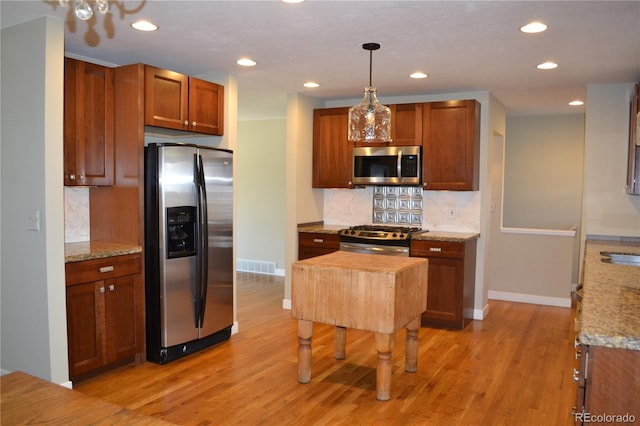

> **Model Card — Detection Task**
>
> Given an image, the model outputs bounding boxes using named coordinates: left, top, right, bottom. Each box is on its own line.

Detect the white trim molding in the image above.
left=488, top=290, right=571, bottom=308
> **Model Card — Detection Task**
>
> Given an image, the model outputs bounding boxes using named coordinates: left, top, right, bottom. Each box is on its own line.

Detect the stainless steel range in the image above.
left=338, top=225, right=426, bottom=257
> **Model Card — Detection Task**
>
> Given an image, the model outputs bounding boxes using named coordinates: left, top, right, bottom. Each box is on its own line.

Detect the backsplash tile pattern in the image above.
left=64, top=187, right=90, bottom=243
left=373, top=186, right=423, bottom=225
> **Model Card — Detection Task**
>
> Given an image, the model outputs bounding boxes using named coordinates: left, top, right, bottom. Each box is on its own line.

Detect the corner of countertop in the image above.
left=65, top=241, right=143, bottom=263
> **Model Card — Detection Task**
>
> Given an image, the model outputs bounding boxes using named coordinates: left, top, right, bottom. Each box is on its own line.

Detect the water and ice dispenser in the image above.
left=166, top=206, right=196, bottom=258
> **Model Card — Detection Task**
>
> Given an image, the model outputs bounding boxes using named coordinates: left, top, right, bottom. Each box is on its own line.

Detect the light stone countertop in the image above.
left=579, top=238, right=640, bottom=351
left=65, top=241, right=142, bottom=263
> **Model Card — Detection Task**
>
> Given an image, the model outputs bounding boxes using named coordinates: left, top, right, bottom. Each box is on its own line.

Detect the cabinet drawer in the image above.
left=410, top=240, right=464, bottom=258
left=298, top=232, right=340, bottom=249
left=66, top=254, right=142, bottom=286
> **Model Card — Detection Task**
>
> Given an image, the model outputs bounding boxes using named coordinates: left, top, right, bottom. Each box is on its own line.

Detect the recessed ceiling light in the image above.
left=237, top=58, right=257, bottom=67
left=569, top=100, right=584, bottom=106
left=131, top=20, right=158, bottom=32
left=520, top=21, right=547, bottom=33
left=281, top=0, right=305, bottom=3
left=536, top=61, right=558, bottom=70
left=304, top=82, right=320, bottom=88
left=409, top=72, right=428, bottom=79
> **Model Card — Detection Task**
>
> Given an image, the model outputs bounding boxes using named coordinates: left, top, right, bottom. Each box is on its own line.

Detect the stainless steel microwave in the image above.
left=352, top=145, right=421, bottom=185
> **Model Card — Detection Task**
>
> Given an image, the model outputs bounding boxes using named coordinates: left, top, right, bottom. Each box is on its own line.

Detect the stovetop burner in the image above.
left=338, top=224, right=425, bottom=243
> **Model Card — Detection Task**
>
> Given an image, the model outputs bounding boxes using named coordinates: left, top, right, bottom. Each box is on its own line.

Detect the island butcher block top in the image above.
left=291, top=251, right=428, bottom=334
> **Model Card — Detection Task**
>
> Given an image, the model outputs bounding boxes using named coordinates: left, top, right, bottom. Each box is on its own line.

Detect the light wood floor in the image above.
left=75, top=272, right=577, bottom=426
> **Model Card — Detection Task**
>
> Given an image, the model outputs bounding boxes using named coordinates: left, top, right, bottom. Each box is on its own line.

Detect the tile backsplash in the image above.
left=324, top=186, right=480, bottom=232
left=64, top=187, right=90, bottom=242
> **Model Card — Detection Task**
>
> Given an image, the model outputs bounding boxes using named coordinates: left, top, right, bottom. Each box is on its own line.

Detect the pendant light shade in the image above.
left=348, top=43, right=392, bottom=143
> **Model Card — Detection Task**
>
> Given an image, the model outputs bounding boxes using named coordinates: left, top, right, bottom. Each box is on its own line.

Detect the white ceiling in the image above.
left=2, top=1, right=639, bottom=120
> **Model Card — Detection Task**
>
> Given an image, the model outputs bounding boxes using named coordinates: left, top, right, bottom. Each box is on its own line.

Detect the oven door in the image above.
left=340, top=242, right=409, bottom=257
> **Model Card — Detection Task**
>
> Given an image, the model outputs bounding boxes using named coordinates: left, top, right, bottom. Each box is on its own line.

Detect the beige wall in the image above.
left=582, top=83, right=640, bottom=239
left=237, top=119, right=287, bottom=273
left=503, top=114, right=585, bottom=229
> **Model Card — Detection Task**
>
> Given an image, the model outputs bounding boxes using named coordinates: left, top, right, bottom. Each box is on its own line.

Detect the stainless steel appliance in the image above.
left=338, top=225, right=425, bottom=256
left=353, top=145, right=421, bottom=185
left=145, top=142, right=233, bottom=364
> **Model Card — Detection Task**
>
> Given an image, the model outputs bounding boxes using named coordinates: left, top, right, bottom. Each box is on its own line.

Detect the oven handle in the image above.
left=340, top=242, right=409, bottom=256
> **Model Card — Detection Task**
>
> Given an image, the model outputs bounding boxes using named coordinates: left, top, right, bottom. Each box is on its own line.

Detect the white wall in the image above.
left=1, top=17, right=68, bottom=383
left=504, top=114, right=585, bottom=229
left=582, top=83, right=640, bottom=239
left=237, top=119, right=287, bottom=274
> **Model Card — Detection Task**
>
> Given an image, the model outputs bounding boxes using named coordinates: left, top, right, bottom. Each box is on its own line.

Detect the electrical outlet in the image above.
left=447, top=208, right=456, bottom=218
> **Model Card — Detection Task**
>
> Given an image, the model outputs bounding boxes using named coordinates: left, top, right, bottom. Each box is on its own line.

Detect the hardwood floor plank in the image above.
left=74, top=272, right=577, bottom=425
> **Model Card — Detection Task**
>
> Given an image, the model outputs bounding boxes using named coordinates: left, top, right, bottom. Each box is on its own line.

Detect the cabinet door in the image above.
left=626, top=82, right=640, bottom=195
left=66, top=281, right=106, bottom=378
left=423, top=257, right=463, bottom=325
left=144, top=66, right=189, bottom=131
left=188, top=77, right=224, bottom=135
left=391, top=103, right=423, bottom=146
left=313, top=107, right=353, bottom=188
left=104, top=274, right=143, bottom=363
left=422, top=100, right=479, bottom=190
left=64, top=58, right=114, bottom=186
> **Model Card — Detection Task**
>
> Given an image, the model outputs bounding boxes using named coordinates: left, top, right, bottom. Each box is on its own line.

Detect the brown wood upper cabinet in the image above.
left=422, top=100, right=480, bottom=191
left=64, top=57, right=114, bottom=186
left=144, top=66, right=224, bottom=136
left=354, top=103, right=423, bottom=147
left=313, top=107, right=353, bottom=188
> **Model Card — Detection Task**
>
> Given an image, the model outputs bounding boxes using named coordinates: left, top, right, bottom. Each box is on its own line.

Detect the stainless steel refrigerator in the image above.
left=144, top=143, right=233, bottom=364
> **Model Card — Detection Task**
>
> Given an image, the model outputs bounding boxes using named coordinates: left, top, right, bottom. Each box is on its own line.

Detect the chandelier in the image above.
left=348, top=43, right=392, bottom=143
left=59, top=0, right=109, bottom=21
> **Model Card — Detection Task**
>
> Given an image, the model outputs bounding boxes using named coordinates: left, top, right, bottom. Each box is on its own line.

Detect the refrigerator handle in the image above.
left=195, top=154, right=209, bottom=328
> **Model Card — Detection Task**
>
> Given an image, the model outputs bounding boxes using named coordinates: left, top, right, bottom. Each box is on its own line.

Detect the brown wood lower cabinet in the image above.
left=410, top=239, right=477, bottom=329
left=573, top=344, right=640, bottom=424
left=298, top=232, right=340, bottom=260
left=65, top=253, right=144, bottom=381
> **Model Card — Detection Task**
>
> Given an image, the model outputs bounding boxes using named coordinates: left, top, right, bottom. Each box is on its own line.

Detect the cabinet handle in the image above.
left=98, top=286, right=105, bottom=293
left=192, top=121, right=196, bottom=127
left=69, top=174, right=76, bottom=180
left=313, top=238, right=324, bottom=243
left=572, top=368, right=580, bottom=382
left=429, top=247, right=442, bottom=252
left=108, top=284, right=115, bottom=291
left=79, top=175, right=85, bottom=181
left=184, top=120, right=189, bottom=126
left=99, top=265, right=114, bottom=273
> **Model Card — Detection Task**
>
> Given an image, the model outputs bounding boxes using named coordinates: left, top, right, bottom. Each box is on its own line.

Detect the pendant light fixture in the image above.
left=348, top=42, right=392, bottom=143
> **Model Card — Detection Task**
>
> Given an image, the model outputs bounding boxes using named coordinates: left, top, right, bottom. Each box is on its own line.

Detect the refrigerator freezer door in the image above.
left=199, top=147, right=234, bottom=338
left=158, top=145, right=200, bottom=347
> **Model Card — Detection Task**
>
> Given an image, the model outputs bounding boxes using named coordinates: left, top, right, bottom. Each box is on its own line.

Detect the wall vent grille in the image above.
left=236, top=259, right=277, bottom=275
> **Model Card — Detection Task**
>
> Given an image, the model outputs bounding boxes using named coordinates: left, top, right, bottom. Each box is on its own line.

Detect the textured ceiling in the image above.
left=2, top=0, right=639, bottom=120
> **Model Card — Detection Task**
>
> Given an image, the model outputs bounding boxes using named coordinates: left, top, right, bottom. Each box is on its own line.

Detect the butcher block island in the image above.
left=291, top=251, right=428, bottom=401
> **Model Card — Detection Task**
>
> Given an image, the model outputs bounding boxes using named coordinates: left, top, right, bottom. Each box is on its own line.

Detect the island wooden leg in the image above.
left=334, top=326, right=346, bottom=360
left=374, top=332, right=395, bottom=401
left=297, top=319, right=313, bottom=384
left=405, top=316, right=421, bottom=373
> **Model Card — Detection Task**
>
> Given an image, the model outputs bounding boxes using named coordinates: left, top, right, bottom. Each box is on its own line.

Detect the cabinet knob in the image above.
left=108, top=284, right=115, bottom=291
left=192, top=121, right=197, bottom=127
left=99, top=286, right=105, bottom=293
left=184, top=120, right=189, bottom=126
left=572, top=368, right=580, bottom=382
left=69, top=174, right=76, bottom=180
left=79, top=175, right=85, bottom=181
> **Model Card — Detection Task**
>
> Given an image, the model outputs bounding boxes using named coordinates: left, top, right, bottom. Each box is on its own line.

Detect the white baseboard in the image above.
left=60, top=380, right=73, bottom=389
left=472, top=304, right=489, bottom=320
left=488, top=290, right=571, bottom=308
left=231, top=321, right=239, bottom=335
left=282, top=298, right=291, bottom=310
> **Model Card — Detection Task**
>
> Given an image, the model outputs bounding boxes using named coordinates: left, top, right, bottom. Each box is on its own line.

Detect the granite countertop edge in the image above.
left=65, top=241, right=143, bottom=263
left=297, top=222, right=480, bottom=242
left=578, top=238, right=640, bottom=351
